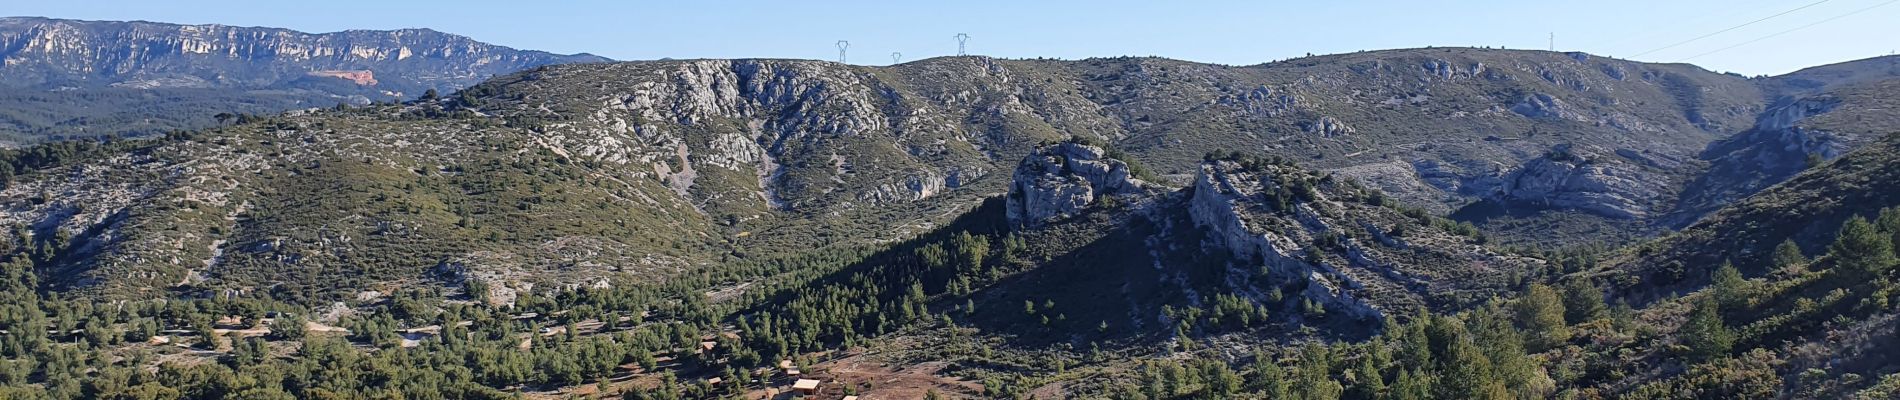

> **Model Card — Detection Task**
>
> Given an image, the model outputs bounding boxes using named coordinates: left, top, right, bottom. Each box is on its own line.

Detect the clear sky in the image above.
left=9, top=0, right=1899, bottom=75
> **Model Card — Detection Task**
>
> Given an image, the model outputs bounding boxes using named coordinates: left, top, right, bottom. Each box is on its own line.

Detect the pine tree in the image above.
left=1513, top=283, right=1570, bottom=352
left=1560, top=279, right=1607, bottom=324
left=1293, top=343, right=1342, bottom=400
left=1429, top=316, right=1508, bottom=400
left=1388, top=368, right=1431, bottom=400
left=1346, top=354, right=1385, bottom=399
left=1773, top=239, right=1808, bottom=274
left=1396, top=310, right=1433, bottom=369
left=1470, top=302, right=1553, bottom=398
left=1680, top=298, right=1734, bottom=362
left=1709, top=261, right=1750, bottom=311
left=1199, top=360, right=1242, bottom=399
left=270, top=315, right=306, bottom=341
left=1878, top=207, right=1900, bottom=248
left=1250, top=351, right=1289, bottom=399
left=1830, top=216, right=1896, bottom=283
left=193, top=321, right=218, bottom=350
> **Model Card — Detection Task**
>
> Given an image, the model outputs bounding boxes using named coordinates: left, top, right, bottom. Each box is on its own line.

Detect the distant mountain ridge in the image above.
left=0, top=17, right=607, bottom=93
left=0, top=16, right=608, bottom=142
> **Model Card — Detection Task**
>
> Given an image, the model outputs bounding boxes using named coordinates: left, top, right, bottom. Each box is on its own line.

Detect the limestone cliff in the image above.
left=1186, top=157, right=1533, bottom=321
left=998, top=148, right=1534, bottom=330
left=0, top=17, right=606, bottom=95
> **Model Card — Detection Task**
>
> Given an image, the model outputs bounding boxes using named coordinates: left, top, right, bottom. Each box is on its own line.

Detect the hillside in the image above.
left=1535, top=130, right=1900, bottom=399
left=0, top=17, right=606, bottom=142
left=988, top=142, right=1536, bottom=336
left=1667, top=70, right=1900, bottom=227
left=7, top=48, right=1900, bottom=303
left=1610, top=131, right=1900, bottom=302
left=1, top=46, right=1900, bottom=398
left=465, top=51, right=1897, bottom=249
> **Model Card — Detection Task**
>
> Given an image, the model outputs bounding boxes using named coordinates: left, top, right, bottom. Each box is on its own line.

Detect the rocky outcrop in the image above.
left=1006, top=142, right=1151, bottom=228
left=1667, top=93, right=1862, bottom=226
left=1487, top=144, right=1670, bottom=219
left=1302, top=116, right=1356, bottom=137
left=307, top=70, right=378, bottom=86
left=1510, top=92, right=1584, bottom=121
left=1187, top=160, right=1384, bottom=321
left=1182, top=158, right=1533, bottom=322
left=1744, top=95, right=1851, bottom=158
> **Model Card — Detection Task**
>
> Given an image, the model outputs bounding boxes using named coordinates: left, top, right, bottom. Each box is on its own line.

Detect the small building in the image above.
left=705, top=377, right=723, bottom=385
left=698, top=341, right=718, bottom=352
left=842, top=396, right=858, bottom=400
left=792, top=379, right=821, bottom=396
left=785, top=368, right=801, bottom=377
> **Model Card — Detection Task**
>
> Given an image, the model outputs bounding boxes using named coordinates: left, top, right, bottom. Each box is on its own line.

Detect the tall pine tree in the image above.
left=1561, top=279, right=1607, bottom=324
left=1877, top=207, right=1900, bottom=250
left=1709, top=261, right=1750, bottom=311
left=1514, top=283, right=1570, bottom=352
left=1830, top=216, right=1896, bottom=284
left=1680, top=298, right=1734, bottom=362
left=1428, top=316, right=1509, bottom=400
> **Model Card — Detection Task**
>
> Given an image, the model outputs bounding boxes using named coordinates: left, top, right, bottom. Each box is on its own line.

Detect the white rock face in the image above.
left=1749, top=96, right=1854, bottom=159
left=1490, top=144, right=1669, bottom=219
left=1510, top=92, right=1583, bottom=121
left=1303, top=116, right=1356, bottom=137
left=0, top=17, right=603, bottom=91
left=1188, top=162, right=1304, bottom=270
left=1667, top=94, right=1864, bottom=225
left=1185, top=161, right=1383, bottom=321
left=1005, top=142, right=1149, bottom=228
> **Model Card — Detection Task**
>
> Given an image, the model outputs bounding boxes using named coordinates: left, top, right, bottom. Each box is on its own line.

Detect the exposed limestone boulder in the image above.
left=1005, top=142, right=1151, bottom=228
left=1217, top=85, right=1303, bottom=117
left=1302, top=116, right=1356, bottom=137
left=1510, top=92, right=1584, bottom=122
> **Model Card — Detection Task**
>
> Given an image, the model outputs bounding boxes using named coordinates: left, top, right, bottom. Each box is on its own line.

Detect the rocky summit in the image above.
left=1005, top=141, right=1154, bottom=228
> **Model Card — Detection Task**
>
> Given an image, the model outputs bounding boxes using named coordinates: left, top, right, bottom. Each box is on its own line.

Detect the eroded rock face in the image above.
left=1668, top=94, right=1863, bottom=226
left=0, top=17, right=605, bottom=93
left=1488, top=144, right=1670, bottom=219
left=1746, top=96, right=1852, bottom=158
left=1187, top=160, right=1383, bottom=321
left=1181, top=159, right=1534, bottom=323
left=1511, top=93, right=1583, bottom=121
left=1005, top=142, right=1150, bottom=228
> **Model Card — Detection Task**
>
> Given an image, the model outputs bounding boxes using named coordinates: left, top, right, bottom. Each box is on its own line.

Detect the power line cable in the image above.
left=1629, top=0, right=1831, bottom=58
left=1592, top=4, right=1764, bottom=51
left=1679, top=0, right=1899, bottom=61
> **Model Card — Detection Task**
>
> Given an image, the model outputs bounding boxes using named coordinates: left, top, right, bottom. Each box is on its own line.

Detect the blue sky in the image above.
left=10, top=0, right=1898, bottom=75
